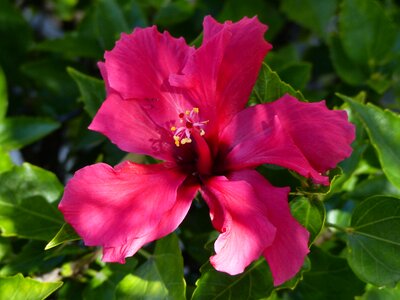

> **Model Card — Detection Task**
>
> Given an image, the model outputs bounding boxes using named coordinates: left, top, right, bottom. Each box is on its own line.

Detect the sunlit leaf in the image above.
left=45, top=223, right=81, bottom=250
left=192, top=259, right=274, bottom=300
left=0, top=163, right=64, bottom=240
left=116, top=233, right=186, bottom=300
left=0, top=148, right=13, bottom=173
left=0, top=273, right=62, bottom=300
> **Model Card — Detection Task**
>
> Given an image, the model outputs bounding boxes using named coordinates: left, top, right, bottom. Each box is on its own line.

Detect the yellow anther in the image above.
left=171, top=126, right=176, bottom=132
left=193, top=107, right=199, bottom=113
left=181, top=138, right=192, bottom=145
left=185, top=110, right=190, bottom=115
left=175, top=140, right=180, bottom=147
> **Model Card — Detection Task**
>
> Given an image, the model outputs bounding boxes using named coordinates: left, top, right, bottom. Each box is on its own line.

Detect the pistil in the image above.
left=171, top=107, right=208, bottom=147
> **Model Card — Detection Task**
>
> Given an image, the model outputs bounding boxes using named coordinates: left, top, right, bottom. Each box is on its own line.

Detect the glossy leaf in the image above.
left=347, top=196, right=400, bottom=286
left=0, top=163, right=64, bottom=240
left=0, top=273, right=62, bottom=300
left=295, top=247, right=365, bottom=300
left=68, top=67, right=105, bottom=117
left=339, top=93, right=400, bottom=190
left=116, top=233, right=186, bottom=300
left=250, top=63, right=305, bottom=104
left=339, top=0, right=397, bottom=65
left=45, top=223, right=81, bottom=250
left=357, top=284, right=400, bottom=300
left=192, top=259, right=274, bottom=300
left=0, top=117, right=60, bottom=151
left=281, top=0, right=337, bottom=40
left=290, top=197, right=326, bottom=244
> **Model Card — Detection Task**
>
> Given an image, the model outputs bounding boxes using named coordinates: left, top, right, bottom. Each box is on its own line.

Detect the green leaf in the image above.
left=0, top=117, right=60, bottom=151
left=94, top=0, right=129, bottom=50
left=192, top=259, right=274, bottom=300
left=348, top=174, right=400, bottom=200
left=329, top=34, right=368, bottom=86
left=0, top=148, right=13, bottom=173
left=339, top=93, right=400, bottom=190
left=277, top=62, right=312, bottom=90
left=35, top=33, right=101, bottom=59
left=45, top=223, right=81, bottom=250
left=67, top=67, right=105, bottom=117
left=357, top=283, right=400, bottom=300
left=0, top=0, right=32, bottom=82
left=219, top=0, right=284, bottom=40
left=290, top=197, right=326, bottom=244
left=281, top=0, right=337, bottom=40
left=294, top=247, right=365, bottom=300
left=154, top=0, right=195, bottom=27
left=250, top=63, right=305, bottom=104
left=339, top=0, right=397, bottom=65
left=0, top=273, right=62, bottom=300
left=0, top=240, right=70, bottom=276
left=0, top=236, right=11, bottom=262
left=116, top=233, right=186, bottom=300
left=0, top=163, right=64, bottom=240
left=347, top=196, right=400, bottom=286
left=21, top=59, right=78, bottom=99
left=83, top=259, right=138, bottom=300
left=0, top=66, right=7, bottom=119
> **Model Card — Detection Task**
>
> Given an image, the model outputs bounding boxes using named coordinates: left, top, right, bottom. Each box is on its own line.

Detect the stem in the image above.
left=325, top=222, right=347, bottom=232
left=138, top=249, right=152, bottom=259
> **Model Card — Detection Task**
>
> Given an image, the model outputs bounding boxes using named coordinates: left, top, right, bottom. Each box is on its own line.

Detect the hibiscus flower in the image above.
left=59, top=16, right=354, bottom=286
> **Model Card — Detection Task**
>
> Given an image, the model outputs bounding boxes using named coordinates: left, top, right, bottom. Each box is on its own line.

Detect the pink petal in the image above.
left=219, top=94, right=355, bottom=185
left=170, top=16, right=271, bottom=140
left=235, top=170, right=310, bottom=286
left=200, top=173, right=279, bottom=275
left=104, top=26, right=194, bottom=102
left=98, top=26, right=198, bottom=146
left=59, top=161, right=198, bottom=263
left=89, top=93, right=195, bottom=162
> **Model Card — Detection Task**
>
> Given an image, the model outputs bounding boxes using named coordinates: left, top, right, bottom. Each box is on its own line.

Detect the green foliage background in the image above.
left=0, top=0, right=400, bottom=299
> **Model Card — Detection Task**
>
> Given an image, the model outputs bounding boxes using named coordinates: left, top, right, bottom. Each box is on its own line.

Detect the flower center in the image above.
left=170, top=107, right=208, bottom=147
